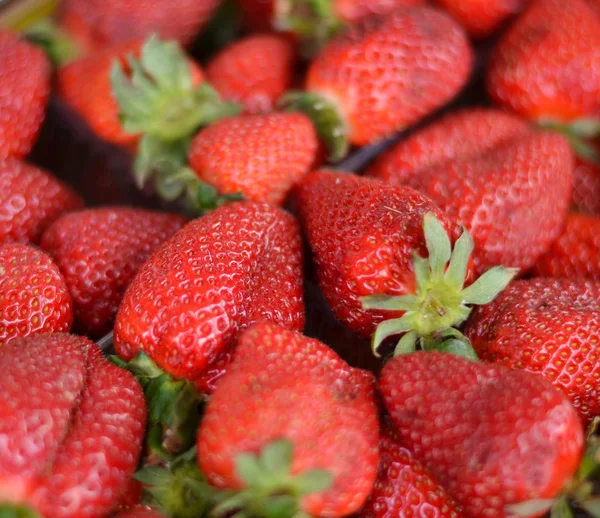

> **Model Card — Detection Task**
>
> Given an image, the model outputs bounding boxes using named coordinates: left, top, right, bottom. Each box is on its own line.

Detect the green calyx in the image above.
left=111, top=35, right=241, bottom=143
left=23, top=18, right=82, bottom=67
left=362, top=212, right=518, bottom=359
left=280, top=91, right=348, bottom=162
left=213, top=440, right=333, bottom=518
left=109, top=352, right=202, bottom=460
left=537, top=117, right=600, bottom=166
left=0, top=504, right=41, bottom=518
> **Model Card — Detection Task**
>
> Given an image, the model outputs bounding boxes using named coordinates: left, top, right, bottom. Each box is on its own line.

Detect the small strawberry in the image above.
left=59, top=0, right=222, bottom=51
left=0, top=244, right=72, bottom=344
left=368, top=110, right=574, bottom=275
left=198, top=321, right=379, bottom=518
left=434, top=0, right=530, bottom=38
left=532, top=213, right=600, bottom=281
left=0, top=29, right=51, bottom=161
left=0, top=333, right=147, bottom=517
left=282, top=7, right=473, bottom=160
left=0, top=158, right=83, bottom=246
left=40, top=207, right=186, bottom=338
left=359, top=421, right=461, bottom=518
left=572, top=147, right=600, bottom=215
left=380, top=351, right=584, bottom=517
left=465, top=278, right=600, bottom=425
left=188, top=113, right=319, bottom=205
left=206, top=34, right=296, bottom=114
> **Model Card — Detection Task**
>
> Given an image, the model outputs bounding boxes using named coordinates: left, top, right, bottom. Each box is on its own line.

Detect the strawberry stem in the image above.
left=0, top=505, right=41, bottom=518
left=23, top=18, right=82, bottom=66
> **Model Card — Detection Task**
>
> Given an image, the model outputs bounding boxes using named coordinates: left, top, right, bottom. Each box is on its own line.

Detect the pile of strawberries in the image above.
left=2, top=0, right=600, bottom=516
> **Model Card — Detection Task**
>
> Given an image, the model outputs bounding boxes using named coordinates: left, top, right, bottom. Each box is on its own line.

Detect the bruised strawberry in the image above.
left=198, top=322, right=379, bottom=517
left=206, top=34, right=296, bottom=114
left=40, top=207, right=186, bottom=338
left=0, top=244, right=72, bottom=344
left=0, top=333, right=147, bottom=517
left=0, top=158, right=83, bottom=246
left=0, top=29, right=51, bottom=161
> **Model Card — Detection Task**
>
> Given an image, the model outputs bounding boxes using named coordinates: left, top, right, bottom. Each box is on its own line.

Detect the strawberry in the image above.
left=572, top=147, right=600, bottom=215
left=206, top=34, right=296, bottom=114
left=532, top=213, right=600, bottom=281
left=359, top=421, right=461, bottom=518
left=40, top=207, right=186, bottom=338
left=0, top=158, right=83, bottom=246
left=0, top=29, right=51, bottom=161
left=0, top=333, right=147, bottom=517
left=0, top=244, right=72, bottom=344
left=380, top=351, right=584, bottom=517
left=188, top=113, right=319, bottom=205
left=465, top=278, right=600, bottom=425
left=434, top=0, right=530, bottom=38
left=197, top=321, right=379, bottom=518
left=282, top=7, right=473, bottom=160
left=368, top=110, right=574, bottom=275
left=59, top=0, right=222, bottom=51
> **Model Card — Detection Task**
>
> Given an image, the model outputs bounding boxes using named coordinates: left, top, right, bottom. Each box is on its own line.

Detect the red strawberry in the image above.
left=0, top=158, right=83, bottom=246
left=188, top=113, right=319, bottom=205
left=59, top=0, right=221, bottom=51
left=368, top=110, right=574, bottom=275
left=206, top=34, right=296, bottom=114
left=380, top=352, right=583, bottom=517
left=0, top=244, right=72, bottom=345
left=283, top=7, right=473, bottom=160
left=487, top=0, right=600, bottom=123
left=572, top=147, right=600, bottom=215
left=40, top=207, right=186, bottom=338
left=198, top=321, right=379, bottom=517
left=532, top=213, right=600, bottom=281
left=114, top=201, right=304, bottom=383
left=359, top=421, right=461, bottom=518
left=434, top=0, right=530, bottom=38
left=0, top=29, right=51, bottom=161
left=0, top=333, right=147, bottom=517
left=465, top=278, right=600, bottom=425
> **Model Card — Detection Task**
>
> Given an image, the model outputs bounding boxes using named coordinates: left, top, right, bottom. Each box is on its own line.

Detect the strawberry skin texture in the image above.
left=380, top=352, right=584, bottom=517
left=188, top=113, right=319, bottom=205
left=306, top=7, right=473, bottom=146
left=434, top=0, right=530, bottom=38
left=533, top=213, right=600, bottom=281
left=487, top=0, right=600, bottom=121
left=0, top=158, right=83, bottom=246
left=0, top=30, right=50, bottom=161
left=369, top=114, right=573, bottom=275
left=0, top=333, right=147, bottom=517
left=40, top=207, right=186, bottom=338
left=59, top=0, right=221, bottom=50
left=198, top=321, right=379, bottom=517
left=114, top=201, right=305, bottom=383
left=206, top=35, right=296, bottom=114
left=0, top=244, right=72, bottom=345
left=295, top=170, right=462, bottom=338
left=572, top=151, right=600, bottom=216
left=359, top=422, right=461, bottom=518
left=465, top=278, right=600, bottom=425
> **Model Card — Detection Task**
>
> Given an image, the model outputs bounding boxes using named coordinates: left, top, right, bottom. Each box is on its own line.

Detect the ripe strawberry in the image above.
left=0, top=333, right=147, bottom=517
left=380, top=352, right=583, bottom=517
left=434, top=0, right=530, bottom=38
left=465, top=278, right=600, bottom=425
left=359, top=421, right=461, bottom=518
left=188, top=113, right=319, bottom=205
left=486, top=0, right=600, bottom=123
left=206, top=34, right=296, bottom=114
left=0, top=29, right=51, bottom=161
left=40, top=207, right=186, bottom=338
left=0, top=244, right=72, bottom=344
left=0, top=158, right=83, bottom=246
left=59, top=0, right=221, bottom=51
left=198, top=321, right=379, bottom=517
left=283, top=7, right=473, bottom=160
left=572, top=148, right=600, bottom=215
left=368, top=111, right=574, bottom=275
left=532, top=213, right=600, bottom=281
